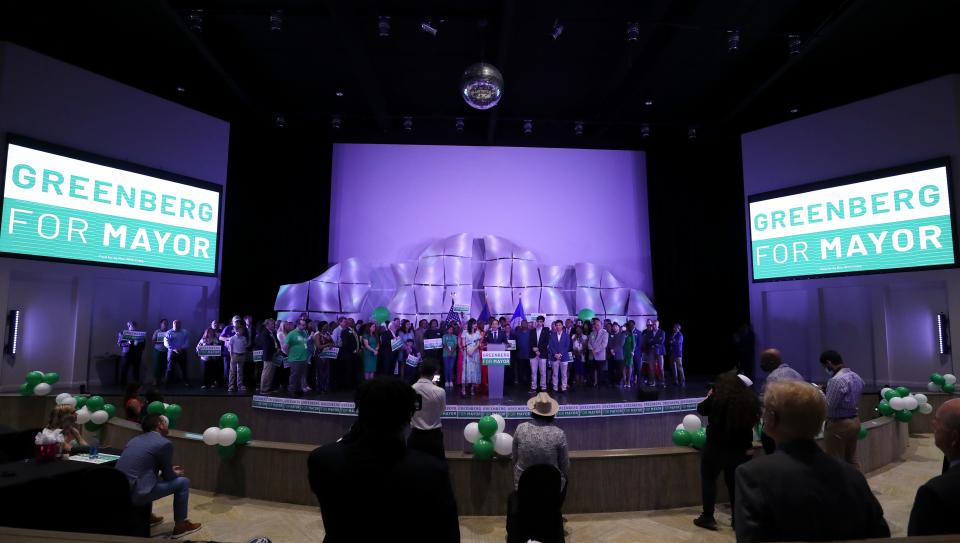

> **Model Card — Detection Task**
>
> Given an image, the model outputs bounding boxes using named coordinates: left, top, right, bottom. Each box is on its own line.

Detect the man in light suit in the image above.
left=587, top=318, right=608, bottom=387
left=528, top=316, right=550, bottom=393
left=734, top=380, right=889, bottom=542
left=548, top=320, right=572, bottom=392
left=908, top=398, right=960, bottom=536
left=115, top=414, right=201, bottom=539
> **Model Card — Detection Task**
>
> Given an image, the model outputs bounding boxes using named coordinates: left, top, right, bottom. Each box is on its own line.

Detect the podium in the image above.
left=482, top=344, right=509, bottom=400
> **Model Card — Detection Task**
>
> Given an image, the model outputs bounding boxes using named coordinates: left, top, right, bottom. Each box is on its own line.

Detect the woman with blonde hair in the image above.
left=43, top=405, right=88, bottom=455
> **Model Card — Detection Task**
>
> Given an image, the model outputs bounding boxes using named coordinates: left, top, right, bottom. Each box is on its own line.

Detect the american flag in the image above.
left=443, top=300, right=462, bottom=329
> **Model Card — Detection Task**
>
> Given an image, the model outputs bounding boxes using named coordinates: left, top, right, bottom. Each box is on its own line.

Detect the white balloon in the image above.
left=75, top=406, right=91, bottom=424
left=889, top=397, right=906, bottom=411
left=914, top=393, right=928, bottom=405
left=676, top=423, right=684, bottom=431
left=945, top=374, right=957, bottom=385
left=928, top=381, right=941, bottom=392
left=202, top=427, right=221, bottom=446
left=902, top=396, right=919, bottom=411
left=879, top=387, right=893, bottom=398
left=492, top=414, right=506, bottom=434
left=90, top=410, right=109, bottom=425
left=919, top=402, right=934, bottom=415
left=682, top=414, right=702, bottom=433
left=463, top=422, right=480, bottom=444
left=217, top=427, right=237, bottom=447
left=492, top=432, right=513, bottom=456
left=32, top=382, right=52, bottom=396
left=60, top=396, right=77, bottom=408
left=55, top=393, right=71, bottom=404
left=163, top=402, right=170, bottom=410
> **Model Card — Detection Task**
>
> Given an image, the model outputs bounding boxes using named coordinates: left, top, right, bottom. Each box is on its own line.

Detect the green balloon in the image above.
left=42, top=372, right=59, bottom=385
left=931, top=373, right=946, bottom=386
left=103, top=404, right=117, bottom=419
left=883, top=389, right=898, bottom=401
left=165, top=404, right=182, bottom=420
left=944, top=383, right=956, bottom=394
left=25, top=371, right=44, bottom=386
left=691, top=428, right=707, bottom=449
left=19, top=383, right=33, bottom=396
left=74, top=396, right=87, bottom=409
left=478, top=415, right=498, bottom=438
left=473, top=437, right=494, bottom=460
left=672, top=429, right=692, bottom=446
left=85, top=395, right=105, bottom=412
left=895, top=386, right=910, bottom=398
left=219, top=412, right=240, bottom=429
left=146, top=401, right=165, bottom=415
left=84, top=421, right=102, bottom=432
left=858, top=426, right=868, bottom=440
left=877, top=400, right=894, bottom=416
left=372, top=306, right=390, bottom=323
left=236, top=426, right=252, bottom=445
left=895, top=409, right=913, bottom=423
left=218, top=444, right=236, bottom=459
left=577, top=308, right=596, bottom=322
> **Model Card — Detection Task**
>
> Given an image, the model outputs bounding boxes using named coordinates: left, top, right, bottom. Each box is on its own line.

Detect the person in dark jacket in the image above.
left=694, top=371, right=761, bottom=531
left=308, top=377, right=459, bottom=542
left=735, top=380, right=889, bottom=542
left=908, top=398, right=960, bottom=536
left=256, top=319, right=281, bottom=394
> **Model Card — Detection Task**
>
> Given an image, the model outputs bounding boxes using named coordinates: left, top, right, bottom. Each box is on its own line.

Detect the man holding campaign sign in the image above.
left=117, top=320, right=146, bottom=385
left=750, top=161, right=956, bottom=280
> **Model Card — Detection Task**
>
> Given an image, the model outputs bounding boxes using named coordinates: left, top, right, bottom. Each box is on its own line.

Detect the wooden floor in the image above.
left=142, top=434, right=945, bottom=542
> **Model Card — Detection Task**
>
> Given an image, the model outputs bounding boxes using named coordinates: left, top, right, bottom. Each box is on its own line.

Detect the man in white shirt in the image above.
left=408, top=363, right=446, bottom=463
left=587, top=318, right=608, bottom=387
left=529, top=316, right=550, bottom=393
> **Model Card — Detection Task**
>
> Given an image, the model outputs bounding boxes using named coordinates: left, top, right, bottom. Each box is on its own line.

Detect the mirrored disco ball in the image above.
left=461, top=62, right=503, bottom=110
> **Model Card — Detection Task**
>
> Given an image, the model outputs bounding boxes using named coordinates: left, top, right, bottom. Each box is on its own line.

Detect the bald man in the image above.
left=735, top=381, right=889, bottom=542
left=759, top=348, right=804, bottom=454
left=908, top=398, right=960, bottom=536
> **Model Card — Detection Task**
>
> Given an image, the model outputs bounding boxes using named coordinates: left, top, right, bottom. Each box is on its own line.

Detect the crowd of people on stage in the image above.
left=118, top=312, right=686, bottom=399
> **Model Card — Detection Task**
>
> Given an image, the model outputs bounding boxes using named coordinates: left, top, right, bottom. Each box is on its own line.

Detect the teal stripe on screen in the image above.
left=753, top=214, right=955, bottom=280
left=0, top=198, right=217, bottom=273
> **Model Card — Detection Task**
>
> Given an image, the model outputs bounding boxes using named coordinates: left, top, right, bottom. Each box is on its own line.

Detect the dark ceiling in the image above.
left=2, top=0, right=958, bottom=148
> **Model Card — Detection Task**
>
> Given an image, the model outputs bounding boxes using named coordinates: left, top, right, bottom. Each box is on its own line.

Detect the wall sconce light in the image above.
left=937, top=312, right=950, bottom=355
left=6, top=309, right=20, bottom=358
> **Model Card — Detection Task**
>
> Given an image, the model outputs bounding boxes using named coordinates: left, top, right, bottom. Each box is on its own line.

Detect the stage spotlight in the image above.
left=275, top=114, right=286, bottom=129
left=378, top=15, right=391, bottom=38
left=627, top=21, right=640, bottom=42
left=788, top=34, right=801, bottom=56
left=175, top=85, right=186, bottom=94
left=574, top=121, right=584, bottom=136
left=640, top=123, right=651, bottom=139
left=455, top=117, right=465, bottom=133
left=421, top=19, right=438, bottom=36
left=270, top=10, right=283, bottom=32
left=644, top=99, right=653, bottom=107
left=938, top=313, right=951, bottom=354
left=551, top=19, right=564, bottom=40
left=402, top=116, right=414, bottom=132
left=188, top=9, right=204, bottom=33
left=789, top=107, right=799, bottom=114
left=6, top=309, right=20, bottom=358
left=331, top=114, right=342, bottom=130
left=687, top=127, right=697, bottom=140
left=727, top=29, right=741, bottom=52
left=522, top=119, right=533, bottom=135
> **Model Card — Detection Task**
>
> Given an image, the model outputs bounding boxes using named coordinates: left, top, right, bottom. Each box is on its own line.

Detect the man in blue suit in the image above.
left=115, top=414, right=201, bottom=539
left=548, top=320, right=572, bottom=392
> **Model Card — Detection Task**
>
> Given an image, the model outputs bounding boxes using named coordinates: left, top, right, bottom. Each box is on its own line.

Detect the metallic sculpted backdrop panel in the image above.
left=275, top=234, right=656, bottom=323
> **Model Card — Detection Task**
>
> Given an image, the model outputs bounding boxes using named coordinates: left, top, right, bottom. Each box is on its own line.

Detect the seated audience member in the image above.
left=43, top=405, right=88, bottom=455
left=908, top=398, right=960, bottom=536
left=124, top=382, right=145, bottom=422
left=735, top=380, right=889, bottom=542
left=513, top=393, right=570, bottom=500
left=307, top=377, right=459, bottom=543
left=408, top=362, right=446, bottom=462
left=115, top=413, right=201, bottom=539
left=694, top=372, right=760, bottom=531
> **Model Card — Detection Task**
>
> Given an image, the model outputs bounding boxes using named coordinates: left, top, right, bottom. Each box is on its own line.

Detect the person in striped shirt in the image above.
left=820, top=349, right=865, bottom=471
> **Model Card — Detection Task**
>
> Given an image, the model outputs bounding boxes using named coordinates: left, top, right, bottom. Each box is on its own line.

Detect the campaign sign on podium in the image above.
left=423, top=338, right=442, bottom=350
left=198, top=345, right=222, bottom=358
left=483, top=345, right=509, bottom=399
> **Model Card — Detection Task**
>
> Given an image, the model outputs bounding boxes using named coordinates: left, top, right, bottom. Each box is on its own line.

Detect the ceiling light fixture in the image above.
left=378, top=16, right=391, bottom=38
left=644, top=99, right=654, bottom=107
left=269, top=10, right=283, bottom=32
left=522, top=119, right=533, bottom=135
left=687, top=127, right=697, bottom=140
left=421, top=19, right=438, bottom=37
left=551, top=19, right=564, bottom=40
left=331, top=114, right=342, bottom=130
left=727, top=29, right=741, bottom=52
left=788, top=34, right=801, bottom=56
left=455, top=117, right=465, bottom=133
left=627, top=22, right=640, bottom=42
left=275, top=114, right=286, bottom=129
left=574, top=121, right=584, bottom=136
left=402, top=116, right=414, bottom=132
left=188, top=9, right=204, bottom=33
left=640, top=124, right=651, bottom=139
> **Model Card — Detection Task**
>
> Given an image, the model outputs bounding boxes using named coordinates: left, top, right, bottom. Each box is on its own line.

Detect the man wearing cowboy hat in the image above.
left=512, top=392, right=570, bottom=496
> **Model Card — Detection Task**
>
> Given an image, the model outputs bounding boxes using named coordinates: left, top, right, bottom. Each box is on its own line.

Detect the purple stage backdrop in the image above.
left=329, top=144, right=652, bottom=294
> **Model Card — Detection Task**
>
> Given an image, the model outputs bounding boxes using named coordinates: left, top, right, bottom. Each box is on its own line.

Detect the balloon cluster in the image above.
left=463, top=414, right=513, bottom=460
left=18, top=371, right=59, bottom=396
left=202, top=412, right=252, bottom=459
left=57, top=394, right=117, bottom=432
left=146, top=401, right=184, bottom=428
left=927, top=373, right=957, bottom=394
left=577, top=308, right=596, bottom=322
left=876, top=386, right=932, bottom=422
left=672, top=414, right=707, bottom=449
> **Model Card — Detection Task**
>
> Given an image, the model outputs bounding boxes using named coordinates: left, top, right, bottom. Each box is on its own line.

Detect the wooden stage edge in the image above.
left=0, top=393, right=940, bottom=515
